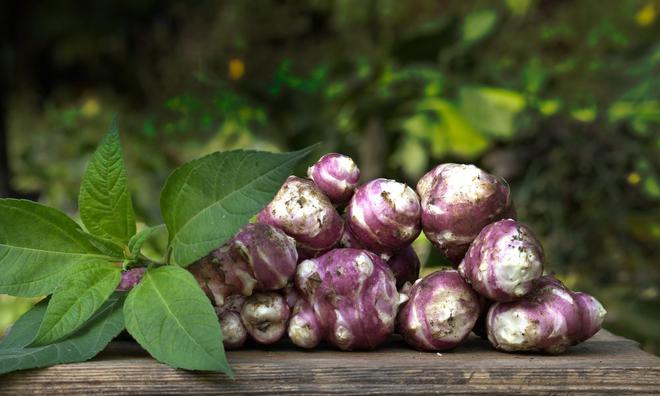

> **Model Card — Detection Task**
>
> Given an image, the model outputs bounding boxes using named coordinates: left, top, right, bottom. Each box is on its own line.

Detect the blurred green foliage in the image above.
left=1, top=0, right=658, bottom=353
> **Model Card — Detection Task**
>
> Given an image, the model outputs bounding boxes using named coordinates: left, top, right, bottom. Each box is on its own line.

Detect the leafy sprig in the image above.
left=0, top=118, right=314, bottom=376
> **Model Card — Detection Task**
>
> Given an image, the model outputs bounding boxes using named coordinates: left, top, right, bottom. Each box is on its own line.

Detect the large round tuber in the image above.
left=417, top=163, right=514, bottom=264
left=459, top=219, right=544, bottom=301
left=240, top=292, right=290, bottom=345
left=346, top=178, right=421, bottom=256
left=486, top=276, right=606, bottom=354
left=295, top=248, right=403, bottom=350
left=257, top=176, right=344, bottom=256
left=397, top=269, right=481, bottom=351
left=307, top=153, right=360, bottom=205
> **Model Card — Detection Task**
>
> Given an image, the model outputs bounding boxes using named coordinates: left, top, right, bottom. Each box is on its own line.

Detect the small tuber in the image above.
left=307, top=153, right=360, bottom=205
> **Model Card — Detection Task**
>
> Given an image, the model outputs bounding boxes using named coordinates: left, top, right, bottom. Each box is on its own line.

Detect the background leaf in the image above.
left=0, top=294, right=124, bottom=375
left=0, top=199, right=111, bottom=297
left=160, top=147, right=315, bottom=266
left=79, top=118, right=136, bottom=245
left=30, top=262, right=122, bottom=346
left=123, top=266, right=232, bottom=375
left=128, top=224, right=166, bottom=259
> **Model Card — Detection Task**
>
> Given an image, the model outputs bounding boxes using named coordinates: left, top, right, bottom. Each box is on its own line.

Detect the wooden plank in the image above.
left=2, top=330, right=659, bottom=395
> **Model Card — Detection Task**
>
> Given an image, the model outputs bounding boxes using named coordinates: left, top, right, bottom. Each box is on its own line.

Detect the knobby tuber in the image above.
left=307, top=153, right=360, bottom=205
left=487, top=276, right=606, bottom=354
left=398, top=269, right=481, bottom=351
left=346, top=178, right=421, bottom=257
left=417, top=163, right=514, bottom=264
left=258, top=176, right=344, bottom=258
left=459, top=219, right=544, bottom=301
left=295, top=248, right=404, bottom=350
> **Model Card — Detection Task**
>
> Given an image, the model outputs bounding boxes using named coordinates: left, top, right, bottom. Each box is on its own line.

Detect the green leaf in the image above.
left=79, top=118, right=136, bottom=245
left=161, top=147, right=315, bottom=266
left=416, top=99, right=490, bottom=158
left=30, top=262, right=122, bottom=346
left=124, top=266, right=232, bottom=375
left=128, top=224, right=166, bottom=259
left=0, top=294, right=124, bottom=375
left=0, top=199, right=111, bottom=297
left=462, top=9, right=498, bottom=44
left=459, top=86, right=526, bottom=138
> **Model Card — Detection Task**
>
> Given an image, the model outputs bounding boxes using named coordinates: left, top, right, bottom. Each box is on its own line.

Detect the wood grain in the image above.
left=2, top=330, right=659, bottom=395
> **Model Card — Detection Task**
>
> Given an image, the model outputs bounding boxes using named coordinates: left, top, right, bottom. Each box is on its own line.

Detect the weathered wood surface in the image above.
left=2, top=330, right=659, bottom=395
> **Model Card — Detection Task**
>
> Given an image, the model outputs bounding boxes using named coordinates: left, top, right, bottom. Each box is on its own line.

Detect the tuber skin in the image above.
left=486, top=276, right=606, bottom=354
left=257, top=176, right=344, bottom=257
left=417, top=164, right=514, bottom=265
left=188, top=223, right=298, bottom=306
left=240, top=292, right=290, bottom=345
left=288, top=299, right=325, bottom=349
left=346, top=178, right=421, bottom=257
left=386, top=246, right=421, bottom=289
left=116, top=267, right=146, bottom=291
left=397, top=269, right=481, bottom=351
left=307, top=153, right=360, bottom=205
left=459, top=219, right=544, bottom=302
left=295, top=248, right=403, bottom=350
left=215, top=295, right=248, bottom=350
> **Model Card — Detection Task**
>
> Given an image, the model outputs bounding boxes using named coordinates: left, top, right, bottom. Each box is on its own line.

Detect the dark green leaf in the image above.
left=0, top=199, right=111, bottom=297
left=0, top=294, right=124, bottom=375
left=160, top=147, right=315, bottom=266
left=124, top=266, right=232, bottom=375
left=30, top=262, right=122, bottom=346
left=79, top=118, right=136, bottom=245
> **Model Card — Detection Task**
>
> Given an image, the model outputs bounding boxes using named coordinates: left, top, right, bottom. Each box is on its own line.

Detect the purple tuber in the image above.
left=417, top=164, right=514, bottom=264
left=346, top=178, right=421, bottom=257
left=386, top=246, right=421, bottom=289
left=288, top=299, right=325, bottom=349
left=486, top=276, right=606, bottom=354
left=397, top=269, right=481, bottom=351
left=257, top=176, right=344, bottom=256
left=295, top=248, right=403, bottom=350
left=307, top=153, right=360, bottom=205
left=459, top=219, right=544, bottom=301
left=188, top=223, right=298, bottom=306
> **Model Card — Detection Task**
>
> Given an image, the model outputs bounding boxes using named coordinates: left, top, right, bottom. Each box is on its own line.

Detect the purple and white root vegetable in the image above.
left=386, top=246, right=421, bottom=289
left=288, top=299, right=325, bottom=349
left=188, top=223, right=298, bottom=306
left=307, top=153, right=360, bottom=205
left=417, top=163, right=514, bottom=264
left=397, top=269, right=481, bottom=351
left=346, top=179, right=421, bottom=257
left=459, top=219, right=544, bottom=301
left=295, top=248, right=403, bottom=350
left=116, top=267, right=146, bottom=291
left=258, top=176, right=344, bottom=256
left=215, top=295, right=247, bottom=349
left=240, top=292, right=290, bottom=345
left=487, top=276, right=606, bottom=354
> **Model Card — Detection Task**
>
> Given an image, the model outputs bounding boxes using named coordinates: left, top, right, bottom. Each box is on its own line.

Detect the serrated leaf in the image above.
left=160, top=146, right=315, bottom=266
left=0, top=199, right=111, bottom=297
left=30, top=262, right=122, bottom=346
left=79, top=119, right=136, bottom=245
left=0, top=294, right=124, bottom=375
left=128, top=224, right=166, bottom=259
left=124, top=266, right=232, bottom=375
